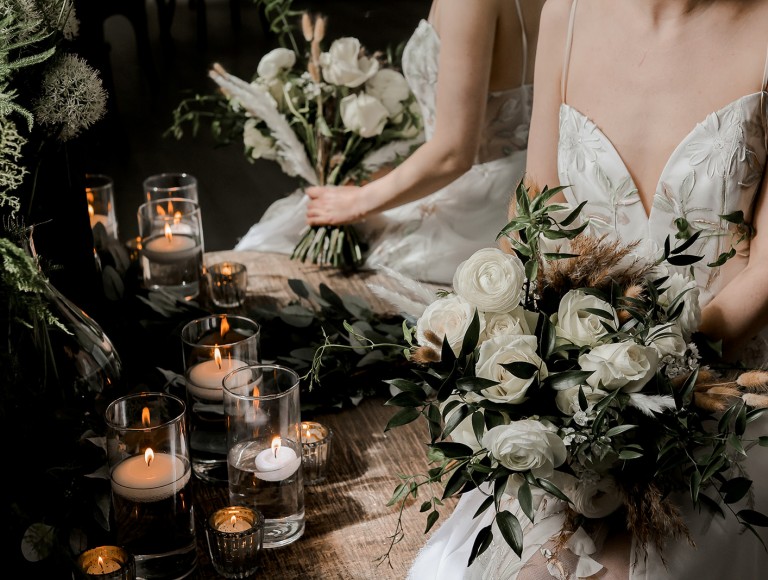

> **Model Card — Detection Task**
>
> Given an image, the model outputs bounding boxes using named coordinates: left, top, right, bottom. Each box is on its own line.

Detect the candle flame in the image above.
left=156, top=205, right=166, bottom=216
left=221, top=263, right=232, bottom=276
left=164, top=223, right=173, bottom=242
left=173, top=211, right=182, bottom=225
left=230, top=515, right=237, bottom=529
left=144, top=447, right=155, bottom=467
left=220, top=315, right=230, bottom=337
left=214, top=346, right=222, bottom=370
left=88, top=203, right=95, bottom=218
left=86, top=190, right=95, bottom=204
left=167, top=201, right=174, bottom=215
left=97, top=556, right=105, bottom=572
left=272, top=436, right=281, bottom=458
left=142, top=407, right=151, bottom=427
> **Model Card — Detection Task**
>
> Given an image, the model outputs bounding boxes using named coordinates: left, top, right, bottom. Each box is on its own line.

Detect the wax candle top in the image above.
left=253, top=437, right=301, bottom=482
left=77, top=546, right=131, bottom=577
left=187, top=351, right=248, bottom=399
left=217, top=514, right=252, bottom=533
left=85, top=555, right=122, bottom=574
left=111, top=449, right=190, bottom=502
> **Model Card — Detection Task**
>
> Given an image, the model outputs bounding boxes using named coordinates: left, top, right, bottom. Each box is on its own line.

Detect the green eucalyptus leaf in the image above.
left=496, top=511, right=524, bottom=558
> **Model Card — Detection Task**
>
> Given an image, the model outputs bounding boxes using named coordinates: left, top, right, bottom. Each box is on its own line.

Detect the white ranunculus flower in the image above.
left=242, top=119, right=277, bottom=160
left=340, top=93, right=389, bottom=138
left=365, top=69, right=410, bottom=117
left=416, top=294, right=484, bottom=356
left=453, top=248, right=526, bottom=313
left=440, top=396, right=482, bottom=452
left=648, top=323, right=687, bottom=358
left=579, top=342, right=659, bottom=392
left=482, top=420, right=567, bottom=477
left=320, top=37, right=379, bottom=87
left=555, top=290, right=617, bottom=347
left=475, top=335, right=547, bottom=405
left=659, top=273, right=701, bottom=338
left=483, top=306, right=534, bottom=340
left=257, top=47, right=296, bottom=80
left=555, top=384, right=609, bottom=416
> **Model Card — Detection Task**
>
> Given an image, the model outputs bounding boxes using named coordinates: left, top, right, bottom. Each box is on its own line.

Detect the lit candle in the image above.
left=111, top=447, right=190, bottom=502
left=141, top=224, right=199, bottom=263
left=217, top=513, right=252, bottom=533
left=77, top=546, right=134, bottom=579
left=301, top=421, right=328, bottom=443
left=187, top=346, right=248, bottom=400
left=254, top=436, right=301, bottom=482
left=88, top=203, right=110, bottom=230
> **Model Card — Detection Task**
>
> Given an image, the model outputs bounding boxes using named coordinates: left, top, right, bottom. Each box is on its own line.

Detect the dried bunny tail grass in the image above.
left=313, top=16, right=326, bottom=43
left=421, top=330, right=443, bottom=348
left=302, top=12, right=313, bottom=41
left=736, top=370, right=768, bottom=392
left=703, top=386, right=742, bottom=398
left=540, top=235, right=651, bottom=296
left=693, top=392, right=730, bottom=413
left=622, top=481, right=692, bottom=567
left=670, top=368, right=719, bottom=391
left=742, top=393, right=768, bottom=408
left=411, top=346, right=440, bottom=364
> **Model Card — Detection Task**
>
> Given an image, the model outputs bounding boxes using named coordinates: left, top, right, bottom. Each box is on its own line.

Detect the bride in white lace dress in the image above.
left=236, top=0, right=545, bottom=284
left=409, top=0, right=768, bottom=578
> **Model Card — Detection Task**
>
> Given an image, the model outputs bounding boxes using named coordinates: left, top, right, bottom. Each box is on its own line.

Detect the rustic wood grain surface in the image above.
left=191, top=251, right=454, bottom=579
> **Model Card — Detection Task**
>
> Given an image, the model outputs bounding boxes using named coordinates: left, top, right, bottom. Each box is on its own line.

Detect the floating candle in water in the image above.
left=187, top=346, right=248, bottom=400
left=111, top=447, right=190, bottom=502
left=254, top=436, right=301, bottom=482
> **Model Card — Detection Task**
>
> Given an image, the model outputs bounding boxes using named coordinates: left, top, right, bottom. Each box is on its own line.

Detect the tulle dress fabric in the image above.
left=408, top=2, right=768, bottom=578
left=233, top=19, right=531, bottom=284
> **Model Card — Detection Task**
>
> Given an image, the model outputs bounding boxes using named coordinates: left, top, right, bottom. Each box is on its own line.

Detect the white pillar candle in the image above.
left=254, top=438, right=301, bottom=482
left=141, top=225, right=199, bottom=263
left=111, top=449, right=190, bottom=502
left=187, top=356, right=248, bottom=401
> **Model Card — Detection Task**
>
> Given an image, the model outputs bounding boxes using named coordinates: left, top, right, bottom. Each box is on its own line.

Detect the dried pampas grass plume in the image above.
left=736, top=370, right=768, bottom=392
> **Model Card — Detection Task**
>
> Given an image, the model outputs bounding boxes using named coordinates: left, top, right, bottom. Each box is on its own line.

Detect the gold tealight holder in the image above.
left=301, top=421, right=333, bottom=485
left=75, top=546, right=135, bottom=579
left=205, top=506, right=264, bottom=579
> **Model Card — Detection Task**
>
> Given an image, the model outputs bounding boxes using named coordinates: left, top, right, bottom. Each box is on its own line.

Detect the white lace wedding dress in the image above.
left=233, top=11, right=532, bottom=284
left=407, top=1, right=768, bottom=578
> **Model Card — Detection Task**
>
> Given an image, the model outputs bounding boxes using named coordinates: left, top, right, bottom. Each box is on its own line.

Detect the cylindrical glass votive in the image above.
left=181, top=315, right=261, bottom=484
left=205, top=506, right=264, bottom=579
left=208, top=261, right=248, bottom=308
left=143, top=172, right=198, bottom=203
left=104, top=392, right=197, bottom=580
left=301, top=421, right=333, bottom=485
left=138, top=197, right=204, bottom=300
left=85, top=173, right=118, bottom=243
left=223, top=364, right=304, bottom=548
left=75, top=546, right=136, bottom=580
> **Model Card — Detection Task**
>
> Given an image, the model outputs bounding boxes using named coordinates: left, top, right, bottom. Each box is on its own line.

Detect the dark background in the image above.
left=78, top=0, right=430, bottom=252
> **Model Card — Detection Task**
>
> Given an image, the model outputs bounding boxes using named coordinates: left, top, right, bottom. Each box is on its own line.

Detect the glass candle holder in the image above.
left=205, top=506, right=264, bottom=579
left=181, top=315, right=261, bottom=484
left=301, top=421, right=333, bottom=485
left=75, top=546, right=136, bottom=580
left=104, top=392, right=197, bottom=580
left=143, top=172, right=198, bottom=203
left=137, top=197, right=204, bottom=300
left=223, top=364, right=304, bottom=548
left=208, top=261, right=248, bottom=308
left=85, top=173, right=118, bottom=244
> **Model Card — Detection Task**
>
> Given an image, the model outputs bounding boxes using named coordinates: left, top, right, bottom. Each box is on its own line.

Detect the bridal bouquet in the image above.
left=377, top=182, right=768, bottom=568
left=169, top=9, right=422, bottom=268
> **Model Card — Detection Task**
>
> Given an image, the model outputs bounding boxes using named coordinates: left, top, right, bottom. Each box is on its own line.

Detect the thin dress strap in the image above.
left=763, top=44, right=768, bottom=90
left=515, top=0, right=529, bottom=85
left=561, top=0, right=580, bottom=102
left=763, top=45, right=768, bottom=152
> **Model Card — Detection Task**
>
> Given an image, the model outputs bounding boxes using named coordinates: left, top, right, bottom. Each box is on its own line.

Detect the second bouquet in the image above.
left=172, top=11, right=422, bottom=268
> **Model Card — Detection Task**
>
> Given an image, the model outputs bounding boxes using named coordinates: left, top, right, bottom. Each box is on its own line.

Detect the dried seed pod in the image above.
left=302, top=13, right=313, bottom=41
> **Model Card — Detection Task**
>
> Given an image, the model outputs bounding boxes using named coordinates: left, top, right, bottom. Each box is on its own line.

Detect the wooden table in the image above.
left=192, top=251, right=454, bottom=579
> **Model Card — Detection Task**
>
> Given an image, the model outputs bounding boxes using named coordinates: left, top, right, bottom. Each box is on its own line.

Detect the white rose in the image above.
left=482, top=420, right=567, bottom=477
left=648, top=323, right=687, bottom=358
left=340, top=93, right=389, bottom=138
left=441, top=396, right=482, bottom=452
left=555, top=384, right=608, bottom=416
left=483, top=306, right=535, bottom=340
left=257, top=47, right=296, bottom=80
left=555, top=290, right=617, bottom=347
left=242, top=119, right=277, bottom=160
left=320, top=37, right=379, bottom=87
left=475, top=335, right=547, bottom=405
left=659, top=273, right=701, bottom=338
left=453, top=248, right=526, bottom=313
left=579, top=342, right=659, bottom=392
left=365, top=69, right=410, bottom=116
left=416, top=294, right=484, bottom=356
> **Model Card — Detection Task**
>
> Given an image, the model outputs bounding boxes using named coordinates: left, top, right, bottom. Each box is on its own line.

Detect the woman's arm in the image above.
left=518, top=0, right=572, bottom=211
left=306, top=0, right=500, bottom=226
left=699, top=174, right=768, bottom=360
